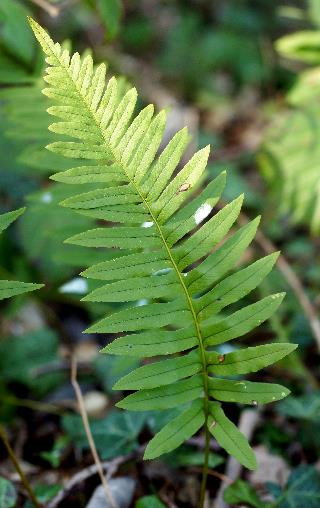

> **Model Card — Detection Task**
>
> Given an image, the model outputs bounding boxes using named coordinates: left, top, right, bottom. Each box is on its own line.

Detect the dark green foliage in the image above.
left=63, top=410, right=147, bottom=459
left=0, top=477, right=17, bottom=508
left=267, top=466, right=320, bottom=508
left=224, top=479, right=267, bottom=508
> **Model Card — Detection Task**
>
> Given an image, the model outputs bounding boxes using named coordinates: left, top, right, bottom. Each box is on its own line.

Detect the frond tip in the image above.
left=29, top=18, right=297, bottom=469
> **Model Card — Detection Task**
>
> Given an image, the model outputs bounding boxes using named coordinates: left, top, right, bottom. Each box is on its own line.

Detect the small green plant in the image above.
left=259, top=9, right=320, bottom=235
left=30, top=19, right=297, bottom=507
left=0, top=208, right=43, bottom=300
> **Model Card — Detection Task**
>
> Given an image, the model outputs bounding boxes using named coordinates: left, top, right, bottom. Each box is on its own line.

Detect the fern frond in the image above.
left=0, top=208, right=43, bottom=299
left=30, top=19, right=297, bottom=470
left=259, top=106, right=320, bottom=234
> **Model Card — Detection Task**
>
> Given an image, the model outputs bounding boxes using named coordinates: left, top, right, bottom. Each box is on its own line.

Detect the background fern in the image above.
left=259, top=7, right=320, bottom=235
left=30, top=18, right=296, bottom=476
left=0, top=207, right=43, bottom=300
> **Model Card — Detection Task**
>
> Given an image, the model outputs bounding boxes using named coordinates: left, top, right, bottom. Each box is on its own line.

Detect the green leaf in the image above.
left=47, top=141, right=109, bottom=159
left=187, top=217, right=260, bottom=294
left=207, top=343, right=297, bottom=375
left=94, top=354, right=139, bottom=393
left=97, top=0, right=122, bottom=40
left=163, top=445, right=224, bottom=469
left=0, top=477, right=17, bottom=508
left=268, top=466, right=320, bottom=508
left=63, top=410, right=147, bottom=459
left=0, top=207, right=25, bottom=233
left=86, top=300, right=190, bottom=333
left=144, top=400, right=205, bottom=459
left=117, top=375, right=203, bottom=411
left=208, top=402, right=257, bottom=470
left=114, top=350, right=201, bottom=390
left=61, top=184, right=141, bottom=209
left=155, top=146, right=210, bottom=223
left=24, top=484, right=61, bottom=507
left=102, top=327, right=198, bottom=357
left=223, top=479, right=267, bottom=508
left=143, top=127, right=190, bottom=201
left=203, top=293, right=285, bottom=346
left=277, top=392, right=320, bottom=422
left=135, top=496, right=166, bottom=508
left=0, top=328, right=59, bottom=391
left=196, top=253, right=279, bottom=319
left=176, top=195, right=244, bottom=270
left=82, top=251, right=170, bottom=281
left=51, top=164, right=125, bottom=185
left=0, top=0, right=35, bottom=66
left=66, top=225, right=161, bottom=249
left=0, top=208, right=44, bottom=300
left=276, top=31, right=320, bottom=64
left=0, top=280, right=43, bottom=301
left=40, top=436, right=70, bottom=468
left=164, top=171, right=226, bottom=245
left=209, top=378, right=290, bottom=404
left=83, top=272, right=180, bottom=302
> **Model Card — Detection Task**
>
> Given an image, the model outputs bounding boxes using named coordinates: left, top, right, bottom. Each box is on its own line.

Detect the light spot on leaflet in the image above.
left=177, top=182, right=191, bottom=193
left=136, top=299, right=148, bottom=307
left=141, top=221, right=154, bottom=228
left=153, top=268, right=172, bottom=276
left=194, top=203, right=212, bottom=225
left=281, top=392, right=286, bottom=397
left=40, top=191, right=53, bottom=203
left=59, top=277, right=88, bottom=294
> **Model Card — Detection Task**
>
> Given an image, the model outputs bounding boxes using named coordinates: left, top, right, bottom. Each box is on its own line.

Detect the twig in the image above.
left=238, top=212, right=320, bottom=352
left=48, top=435, right=220, bottom=507
left=70, top=355, right=117, bottom=508
left=0, top=425, right=42, bottom=508
left=32, top=359, right=91, bottom=377
left=29, top=0, right=60, bottom=17
left=190, top=467, right=233, bottom=485
left=47, top=453, right=131, bottom=508
left=3, top=395, right=63, bottom=415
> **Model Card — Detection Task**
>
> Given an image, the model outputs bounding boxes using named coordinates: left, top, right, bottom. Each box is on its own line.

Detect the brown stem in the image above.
left=70, top=355, right=117, bottom=508
left=0, top=425, right=42, bottom=508
left=29, top=0, right=60, bottom=17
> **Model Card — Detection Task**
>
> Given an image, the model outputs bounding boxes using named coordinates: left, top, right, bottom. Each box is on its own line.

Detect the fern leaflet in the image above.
left=0, top=207, right=43, bottom=300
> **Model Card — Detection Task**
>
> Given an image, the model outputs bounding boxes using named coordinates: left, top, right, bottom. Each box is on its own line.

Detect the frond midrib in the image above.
left=51, top=45, right=210, bottom=419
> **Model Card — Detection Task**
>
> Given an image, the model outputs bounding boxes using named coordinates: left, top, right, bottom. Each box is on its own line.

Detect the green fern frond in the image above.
left=0, top=207, right=43, bottom=299
left=29, top=18, right=297, bottom=470
left=259, top=29, right=320, bottom=235
left=259, top=105, right=320, bottom=235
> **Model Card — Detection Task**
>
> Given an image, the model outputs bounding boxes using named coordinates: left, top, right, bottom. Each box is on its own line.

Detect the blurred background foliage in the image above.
left=0, top=1, right=320, bottom=507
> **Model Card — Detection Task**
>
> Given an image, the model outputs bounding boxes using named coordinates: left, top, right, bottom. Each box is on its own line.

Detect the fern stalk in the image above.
left=29, top=18, right=297, bottom=506
left=0, top=425, right=42, bottom=508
